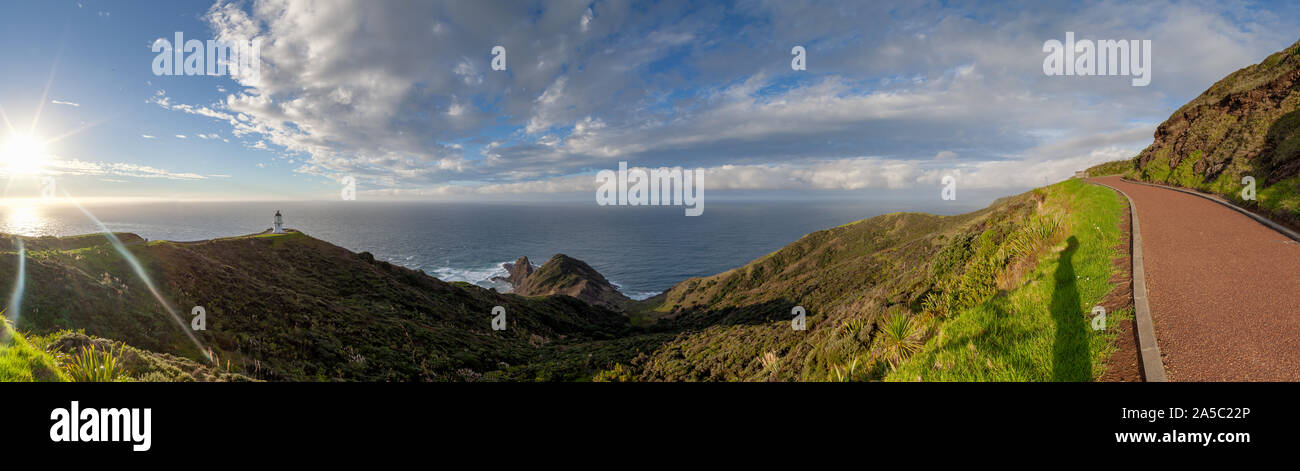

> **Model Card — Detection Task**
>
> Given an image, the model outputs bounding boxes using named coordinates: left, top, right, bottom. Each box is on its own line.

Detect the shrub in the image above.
left=873, top=311, right=923, bottom=370
left=62, top=344, right=124, bottom=382
left=592, top=363, right=635, bottom=382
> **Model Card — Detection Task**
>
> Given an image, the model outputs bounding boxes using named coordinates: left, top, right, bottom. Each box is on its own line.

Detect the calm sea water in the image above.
left=0, top=191, right=1010, bottom=299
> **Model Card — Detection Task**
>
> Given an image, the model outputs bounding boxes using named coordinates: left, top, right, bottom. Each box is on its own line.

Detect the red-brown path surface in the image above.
left=1092, top=176, right=1300, bottom=381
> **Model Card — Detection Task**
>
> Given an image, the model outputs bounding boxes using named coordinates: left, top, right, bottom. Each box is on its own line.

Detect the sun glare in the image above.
left=0, top=133, right=50, bottom=175
left=3, top=201, right=46, bottom=236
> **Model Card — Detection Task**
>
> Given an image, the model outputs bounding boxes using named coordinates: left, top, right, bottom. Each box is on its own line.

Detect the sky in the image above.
left=0, top=0, right=1298, bottom=201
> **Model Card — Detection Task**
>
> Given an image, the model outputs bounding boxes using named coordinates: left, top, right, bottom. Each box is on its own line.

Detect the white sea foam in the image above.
left=609, top=280, right=660, bottom=300
left=623, top=291, right=661, bottom=301
left=430, top=261, right=513, bottom=291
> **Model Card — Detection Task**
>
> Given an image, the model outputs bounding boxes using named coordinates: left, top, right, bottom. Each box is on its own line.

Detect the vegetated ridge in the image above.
left=2, top=178, right=1129, bottom=382
left=1090, top=38, right=1300, bottom=230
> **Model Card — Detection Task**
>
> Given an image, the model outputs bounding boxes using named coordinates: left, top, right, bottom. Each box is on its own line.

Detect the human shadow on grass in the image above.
left=1051, top=236, right=1091, bottom=381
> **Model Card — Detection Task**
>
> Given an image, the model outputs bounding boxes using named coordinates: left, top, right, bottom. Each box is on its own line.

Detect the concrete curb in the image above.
left=1088, top=180, right=1168, bottom=382
left=1120, top=178, right=1300, bottom=243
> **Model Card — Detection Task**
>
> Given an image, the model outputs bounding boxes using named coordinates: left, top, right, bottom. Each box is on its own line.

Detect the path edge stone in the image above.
left=1088, top=179, right=1168, bottom=382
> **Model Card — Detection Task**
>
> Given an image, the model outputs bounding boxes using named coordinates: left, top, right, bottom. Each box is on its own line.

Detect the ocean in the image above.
left=0, top=191, right=1011, bottom=299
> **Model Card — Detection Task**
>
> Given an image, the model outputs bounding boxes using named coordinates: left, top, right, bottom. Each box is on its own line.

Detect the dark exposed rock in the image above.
left=1135, top=39, right=1300, bottom=186
left=498, top=254, right=632, bottom=311
left=494, top=256, right=535, bottom=287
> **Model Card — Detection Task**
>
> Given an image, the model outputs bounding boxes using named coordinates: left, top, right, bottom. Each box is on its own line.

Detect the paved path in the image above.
left=1091, top=176, right=1300, bottom=381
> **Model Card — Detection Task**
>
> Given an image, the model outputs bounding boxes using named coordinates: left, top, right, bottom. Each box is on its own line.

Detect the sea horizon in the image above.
left=0, top=188, right=1017, bottom=298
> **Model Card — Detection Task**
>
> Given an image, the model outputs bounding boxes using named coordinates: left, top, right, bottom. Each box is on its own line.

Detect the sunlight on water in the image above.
left=2, top=202, right=47, bottom=236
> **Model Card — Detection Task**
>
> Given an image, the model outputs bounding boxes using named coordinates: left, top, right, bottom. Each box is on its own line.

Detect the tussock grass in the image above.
left=873, top=311, right=923, bottom=370
left=61, top=344, right=124, bottom=382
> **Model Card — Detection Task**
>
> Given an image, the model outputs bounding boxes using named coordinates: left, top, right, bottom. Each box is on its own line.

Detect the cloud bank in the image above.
left=153, top=0, right=1300, bottom=196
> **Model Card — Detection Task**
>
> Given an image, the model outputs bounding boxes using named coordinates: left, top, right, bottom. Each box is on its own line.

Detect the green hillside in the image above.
left=1, top=179, right=1131, bottom=382
left=1, top=231, right=636, bottom=381
left=0, top=315, right=65, bottom=382
left=617, top=179, right=1129, bottom=381
left=1125, top=38, right=1300, bottom=228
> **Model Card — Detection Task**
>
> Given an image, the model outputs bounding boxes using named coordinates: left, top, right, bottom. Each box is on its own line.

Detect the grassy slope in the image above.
left=2, top=230, right=636, bottom=381
left=1085, top=159, right=1136, bottom=177
left=0, top=315, right=66, bottom=382
left=3, top=180, right=1128, bottom=382
left=2, top=314, right=251, bottom=382
left=888, top=179, right=1130, bottom=381
left=621, top=179, right=1128, bottom=381
left=629, top=210, right=997, bottom=381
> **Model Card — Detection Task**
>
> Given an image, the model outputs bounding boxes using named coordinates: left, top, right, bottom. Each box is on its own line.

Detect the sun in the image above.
left=0, top=133, right=50, bottom=175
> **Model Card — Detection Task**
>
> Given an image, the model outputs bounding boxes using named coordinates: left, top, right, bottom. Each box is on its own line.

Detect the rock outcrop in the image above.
left=500, top=254, right=632, bottom=311
left=1135, top=39, right=1300, bottom=188
left=496, top=256, right=535, bottom=287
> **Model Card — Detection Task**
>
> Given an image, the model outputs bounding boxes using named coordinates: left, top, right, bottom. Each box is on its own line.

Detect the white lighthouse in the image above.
left=273, top=210, right=284, bottom=233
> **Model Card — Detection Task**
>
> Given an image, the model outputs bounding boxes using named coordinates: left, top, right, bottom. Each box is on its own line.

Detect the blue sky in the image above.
left=1, top=0, right=1299, bottom=201
left=0, top=0, right=298, bottom=199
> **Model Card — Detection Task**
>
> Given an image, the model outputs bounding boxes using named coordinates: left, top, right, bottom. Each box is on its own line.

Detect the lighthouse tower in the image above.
left=273, top=210, right=284, bottom=233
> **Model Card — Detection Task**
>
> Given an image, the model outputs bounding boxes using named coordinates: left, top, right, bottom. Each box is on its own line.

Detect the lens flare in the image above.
left=64, top=193, right=212, bottom=362
left=0, top=134, right=49, bottom=175
left=2, top=237, right=26, bottom=334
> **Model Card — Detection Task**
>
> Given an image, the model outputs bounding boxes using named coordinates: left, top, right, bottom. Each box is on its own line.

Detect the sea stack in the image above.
left=502, top=256, right=534, bottom=286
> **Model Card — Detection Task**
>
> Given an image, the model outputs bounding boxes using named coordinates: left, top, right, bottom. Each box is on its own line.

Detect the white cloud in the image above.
left=48, top=159, right=208, bottom=180
left=363, top=149, right=1136, bottom=199
left=145, top=0, right=1299, bottom=197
